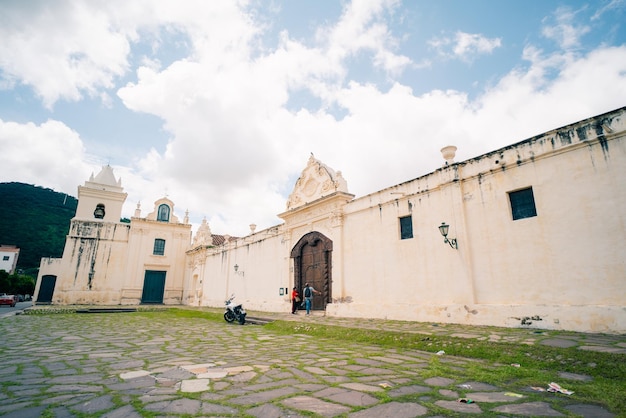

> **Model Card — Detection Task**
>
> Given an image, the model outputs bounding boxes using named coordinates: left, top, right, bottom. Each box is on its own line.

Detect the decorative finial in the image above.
left=441, top=145, right=457, bottom=166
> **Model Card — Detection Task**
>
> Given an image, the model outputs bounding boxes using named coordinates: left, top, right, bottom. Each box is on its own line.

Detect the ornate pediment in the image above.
left=192, top=217, right=212, bottom=247
left=145, top=197, right=180, bottom=223
left=286, top=154, right=351, bottom=210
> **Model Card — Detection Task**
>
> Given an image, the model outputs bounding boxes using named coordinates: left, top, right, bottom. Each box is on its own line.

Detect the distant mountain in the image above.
left=0, top=182, right=78, bottom=274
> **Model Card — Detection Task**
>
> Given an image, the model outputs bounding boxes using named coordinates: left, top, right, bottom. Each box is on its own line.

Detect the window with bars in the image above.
left=509, top=187, right=537, bottom=220
left=153, top=238, right=166, bottom=255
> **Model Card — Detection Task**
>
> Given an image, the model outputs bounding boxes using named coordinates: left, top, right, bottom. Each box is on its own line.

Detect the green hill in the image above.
left=0, top=182, right=78, bottom=274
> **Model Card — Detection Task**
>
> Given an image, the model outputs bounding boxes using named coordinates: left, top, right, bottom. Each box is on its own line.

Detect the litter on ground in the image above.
left=547, top=382, right=574, bottom=395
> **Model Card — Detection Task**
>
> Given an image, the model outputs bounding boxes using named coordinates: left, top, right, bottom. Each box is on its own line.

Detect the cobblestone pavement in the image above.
left=0, top=308, right=623, bottom=417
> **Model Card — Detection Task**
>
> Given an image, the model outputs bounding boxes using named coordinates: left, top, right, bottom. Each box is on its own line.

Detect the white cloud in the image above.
left=453, top=32, right=502, bottom=59
left=318, top=0, right=411, bottom=75
left=0, top=1, right=132, bottom=108
left=591, top=0, right=626, bottom=21
left=0, top=1, right=251, bottom=109
left=542, top=7, right=590, bottom=50
left=429, top=31, right=501, bottom=62
left=0, top=119, right=93, bottom=192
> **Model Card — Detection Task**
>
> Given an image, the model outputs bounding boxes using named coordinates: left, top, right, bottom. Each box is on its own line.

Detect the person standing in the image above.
left=303, top=282, right=320, bottom=315
left=291, top=287, right=300, bottom=314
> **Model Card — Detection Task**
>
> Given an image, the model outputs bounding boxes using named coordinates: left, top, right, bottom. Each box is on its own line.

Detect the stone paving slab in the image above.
left=0, top=310, right=622, bottom=417
left=340, top=382, right=384, bottom=392
left=229, top=386, right=299, bottom=405
left=564, top=404, right=617, bottom=417
left=579, top=345, right=626, bottom=353
left=323, top=388, right=379, bottom=406
left=180, top=378, right=210, bottom=392
left=435, top=399, right=483, bottom=414
left=492, top=401, right=565, bottom=416
left=248, top=403, right=305, bottom=418
left=540, top=338, right=579, bottom=348
left=466, top=391, right=525, bottom=402
left=1, top=406, right=48, bottom=418
left=101, top=405, right=143, bottom=418
left=348, top=401, right=428, bottom=417
left=281, top=395, right=352, bottom=417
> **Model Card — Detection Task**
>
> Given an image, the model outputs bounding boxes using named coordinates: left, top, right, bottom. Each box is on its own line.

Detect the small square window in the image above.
left=509, top=187, right=537, bottom=220
left=153, top=239, right=166, bottom=255
left=399, top=215, right=413, bottom=239
left=2, top=256, right=9, bottom=261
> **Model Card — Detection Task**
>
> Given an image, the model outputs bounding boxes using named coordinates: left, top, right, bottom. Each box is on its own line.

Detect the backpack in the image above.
left=304, top=287, right=312, bottom=298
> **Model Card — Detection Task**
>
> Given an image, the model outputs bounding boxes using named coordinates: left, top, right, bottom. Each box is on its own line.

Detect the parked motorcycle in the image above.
left=224, top=294, right=246, bottom=325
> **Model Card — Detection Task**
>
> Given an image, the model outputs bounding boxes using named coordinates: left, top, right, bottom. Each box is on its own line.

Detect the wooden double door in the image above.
left=291, top=232, right=332, bottom=311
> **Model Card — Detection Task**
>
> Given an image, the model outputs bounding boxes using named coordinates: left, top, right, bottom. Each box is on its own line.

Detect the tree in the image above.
left=0, top=270, right=36, bottom=295
left=0, top=270, right=10, bottom=293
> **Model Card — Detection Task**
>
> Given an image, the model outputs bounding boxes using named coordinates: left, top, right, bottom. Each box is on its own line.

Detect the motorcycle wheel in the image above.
left=238, top=314, right=246, bottom=325
left=224, top=311, right=236, bottom=322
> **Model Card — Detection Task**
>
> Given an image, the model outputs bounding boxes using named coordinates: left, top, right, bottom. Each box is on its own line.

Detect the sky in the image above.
left=1, top=0, right=625, bottom=237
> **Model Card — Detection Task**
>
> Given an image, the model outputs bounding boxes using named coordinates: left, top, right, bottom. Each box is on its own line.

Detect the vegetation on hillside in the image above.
left=0, top=182, right=78, bottom=274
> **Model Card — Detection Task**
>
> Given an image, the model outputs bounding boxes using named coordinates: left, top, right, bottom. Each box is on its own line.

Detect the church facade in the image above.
left=35, top=107, right=626, bottom=333
left=35, top=168, right=191, bottom=306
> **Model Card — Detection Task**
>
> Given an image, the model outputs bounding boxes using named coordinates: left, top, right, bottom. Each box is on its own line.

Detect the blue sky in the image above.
left=1, top=0, right=625, bottom=235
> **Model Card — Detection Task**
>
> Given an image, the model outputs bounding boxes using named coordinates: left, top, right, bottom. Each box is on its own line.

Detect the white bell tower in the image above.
left=74, top=165, right=128, bottom=222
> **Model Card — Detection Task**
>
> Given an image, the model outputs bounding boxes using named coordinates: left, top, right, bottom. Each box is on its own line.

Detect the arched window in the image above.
left=157, top=204, right=170, bottom=222
left=153, top=239, right=166, bottom=255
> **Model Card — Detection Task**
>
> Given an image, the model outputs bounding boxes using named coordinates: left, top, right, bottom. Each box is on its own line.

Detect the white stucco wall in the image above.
left=190, top=107, right=626, bottom=333
left=0, top=247, right=19, bottom=274
left=326, top=110, right=626, bottom=332
left=188, top=230, right=290, bottom=312
left=48, top=220, right=131, bottom=304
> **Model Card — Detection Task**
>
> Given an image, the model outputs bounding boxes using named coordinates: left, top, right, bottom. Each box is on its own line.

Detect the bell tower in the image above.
left=74, top=165, right=127, bottom=222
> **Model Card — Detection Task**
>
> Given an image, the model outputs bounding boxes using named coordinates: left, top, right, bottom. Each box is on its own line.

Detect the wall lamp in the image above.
left=438, top=222, right=458, bottom=249
left=233, top=264, right=245, bottom=276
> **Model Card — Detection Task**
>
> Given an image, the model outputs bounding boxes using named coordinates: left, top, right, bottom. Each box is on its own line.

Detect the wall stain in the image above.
left=558, top=130, right=572, bottom=146
left=513, top=315, right=544, bottom=326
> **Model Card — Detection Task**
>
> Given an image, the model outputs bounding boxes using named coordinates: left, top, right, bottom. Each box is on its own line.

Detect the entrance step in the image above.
left=245, top=316, right=274, bottom=325
left=76, top=308, right=137, bottom=314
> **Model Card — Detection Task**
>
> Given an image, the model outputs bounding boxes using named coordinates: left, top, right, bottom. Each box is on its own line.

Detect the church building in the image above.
left=34, top=106, right=626, bottom=333
left=35, top=167, right=191, bottom=305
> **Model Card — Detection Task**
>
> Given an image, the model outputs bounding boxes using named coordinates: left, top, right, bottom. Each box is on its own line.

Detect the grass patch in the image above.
left=265, top=320, right=626, bottom=413
left=130, top=307, right=224, bottom=322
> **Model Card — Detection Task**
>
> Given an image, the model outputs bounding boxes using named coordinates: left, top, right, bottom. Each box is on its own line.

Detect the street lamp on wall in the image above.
left=234, top=264, right=245, bottom=276
left=438, top=222, right=458, bottom=249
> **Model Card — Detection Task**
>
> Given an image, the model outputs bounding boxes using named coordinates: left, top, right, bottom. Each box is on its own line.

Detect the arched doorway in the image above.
left=291, top=232, right=332, bottom=311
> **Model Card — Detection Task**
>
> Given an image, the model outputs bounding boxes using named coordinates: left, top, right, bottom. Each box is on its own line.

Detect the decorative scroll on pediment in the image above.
left=192, top=217, right=212, bottom=247
left=286, top=154, right=350, bottom=210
